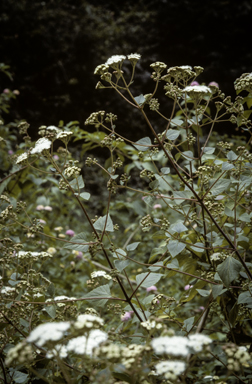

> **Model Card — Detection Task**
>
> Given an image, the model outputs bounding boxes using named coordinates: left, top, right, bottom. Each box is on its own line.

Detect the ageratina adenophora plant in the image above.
left=1, top=55, right=252, bottom=383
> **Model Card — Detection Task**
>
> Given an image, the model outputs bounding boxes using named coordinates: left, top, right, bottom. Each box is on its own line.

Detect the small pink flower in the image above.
left=142, top=196, right=147, bottom=201
left=8, top=150, right=14, bottom=155
left=121, top=311, right=134, bottom=322
left=53, top=155, right=59, bottom=160
left=76, top=251, right=83, bottom=260
left=184, top=284, right=193, bottom=291
left=66, top=229, right=75, bottom=236
left=3, top=88, right=10, bottom=94
left=146, top=286, right=157, bottom=292
left=153, top=204, right=162, bottom=209
left=199, top=306, right=205, bottom=311
left=190, top=81, right=199, bottom=86
left=39, top=219, right=46, bottom=224
left=36, top=205, right=44, bottom=210
left=208, top=81, right=219, bottom=88
left=44, top=206, right=52, bottom=211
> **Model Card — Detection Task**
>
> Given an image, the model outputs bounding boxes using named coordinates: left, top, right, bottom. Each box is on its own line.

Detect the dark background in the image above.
left=1, top=0, right=251, bottom=137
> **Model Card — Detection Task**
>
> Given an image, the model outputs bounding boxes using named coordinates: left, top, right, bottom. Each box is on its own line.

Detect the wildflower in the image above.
left=1, top=287, right=15, bottom=295
left=44, top=206, right=52, bottom=211
left=58, top=234, right=66, bottom=238
left=47, top=247, right=57, bottom=255
left=91, top=270, right=112, bottom=280
left=141, top=319, right=162, bottom=331
left=94, top=64, right=110, bottom=75
left=31, top=138, right=51, bottom=154
left=151, top=336, right=189, bottom=356
left=8, top=150, right=14, bottom=155
left=146, top=286, right=157, bottom=292
left=46, top=345, right=68, bottom=359
left=39, top=219, right=46, bottom=224
left=67, top=329, right=107, bottom=356
left=5, top=342, right=34, bottom=366
left=3, top=89, right=10, bottom=94
left=179, top=65, right=192, bottom=70
left=53, top=154, right=59, bottom=160
left=183, top=85, right=212, bottom=95
left=188, top=334, right=212, bottom=352
left=208, top=81, right=219, bottom=88
left=74, top=314, right=104, bottom=330
left=72, top=250, right=83, bottom=259
left=105, top=55, right=126, bottom=68
left=13, top=90, right=20, bottom=95
left=66, top=229, right=75, bottom=236
left=153, top=204, right=162, bottom=209
left=16, top=153, right=29, bottom=165
left=121, top=311, right=134, bottom=322
left=128, top=53, right=141, bottom=65
left=54, top=226, right=63, bottom=231
left=155, top=360, right=186, bottom=379
left=190, top=81, right=199, bottom=86
left=184, top=284, right=193, bottom=291
left=210, top=252, right=221, bottom=261
left=36, top=205, right=44, bottom=210
left=27, top=322, right=70, bottom=347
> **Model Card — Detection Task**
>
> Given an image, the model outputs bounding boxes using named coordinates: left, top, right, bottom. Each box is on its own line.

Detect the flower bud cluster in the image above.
left=59, top=179, right=68, bottom=190
left=85, top=157, right=97, bottom=167
left=164, top=83, right=183, bottom=99
left=105, top=112, right=117, bottom=123
left=85, top=111, right=105, bottom=126
left=160, top=218, right=170, bottom=231
left=140, top=169, right=156, bottom=181
left=141, top=319, right=163, bottom=331
left=0, top=205, right=17, bottom=221
left=149, top=98, right=160, bottom=111
left=18, top=121, right=30, bottom=135
left=234, top=72, right=252, bottom=92
left=162, top=66, right=196, bottom=84
left=140, top=214, right=153, bottom=232
left=224, top=344, right=251, bottom=371
left=187, top=132, right=196, bottom=145
left=107, top=178, right=117, bottom=194
left=64, top=165, right=81, bottom=178
left=5, top=341, right=34, bottom=366
left=120, top=173, right=130, bottom=185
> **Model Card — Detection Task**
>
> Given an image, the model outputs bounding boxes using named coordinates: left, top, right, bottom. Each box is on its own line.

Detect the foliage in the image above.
left=1, top=56, right=252, bottom=384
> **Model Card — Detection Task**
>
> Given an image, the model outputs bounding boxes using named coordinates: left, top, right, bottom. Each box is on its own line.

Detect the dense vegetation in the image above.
left=1, top=54, right=252, bottom=383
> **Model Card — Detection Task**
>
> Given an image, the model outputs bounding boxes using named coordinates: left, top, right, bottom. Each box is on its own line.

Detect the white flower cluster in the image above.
left=27, top=321, right=70, bottom=347
left=155, top=360, right=186, bottom=381
left=141, top=319, right=163, bottom=331
left=17, top=251, right=52, bottom=260
left=46, top=344, right=68, bottom=359
left=183, top=85, right=212, bottom=95
left=151, top=334, right=212, bottom=356
left=67, top=329, right=107, bottom=356
left=46, top=295, right=76, bottom=307
left=56, top=131, right=73, bottom=141
left=74, top=313, right=104, bottom=330
left=225, top=345, right=251, bottom=371
left=16, top=152, right=29, bottom=165
left=105, top=55, right=126, bottom=67
left=91, top=270, right=112, bottom=280
left=95, top=343, right=122, bottom=361
left=1, top=286, right=15, bottom=295
left=31, top=137, right=52, bottom=154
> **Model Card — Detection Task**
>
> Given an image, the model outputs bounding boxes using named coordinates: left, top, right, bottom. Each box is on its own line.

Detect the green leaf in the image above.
left=238, top=291, right=252, bottom=305
left=46, top=283, right=55, bottom=298
left=13, top=371, right=29, bottom=383
left=212, top=284, right=227, bottom=299
left=166, top=129, right=180, bottom=140
left=183, top=316, right=195, bottom=332
left=63, top=232, right=89, bottom=252
left=170, top=222, right=188, bottom=233
left=79, top=192, right=90, bottom=200
left=222, top=162, right=235, bottom=171
left=114, top=259, right=130, bottom=272
left=113, top=248, right=127, bottom=259
left=82, top=284, right=111, bottom=306
left=93, top=214, right=114, bottom=232
left=170, top=117, right=184, bottom=127
left=189, top=242, right=205, bottom=253
left=209, top=179, right=231, bottom=196
left=227, top=150, right=238, bottom=161
left=126, top=242, right=140, bottom=251
left=167, top=240, right=186, bottom=257
left=148, top=261, right=164, bottom=271
left=160, top=167, right=170, bottom=175
left=134, top=137, right=151, bottom=151
left=134, top=94, right=146, bottom=106
left=135, top=272, right=163, bottom=288
left=202, top=147, right=215, bottom=154
left=45, top=305, right=56, bottom=318
left=217, top=256, right=242, bottom=288
left=112, top=372, right=133, bottom=384
left=181, top=151, right=194, bottom=161
left=69, top=175, right=84, bottom=190
left=196, top=289, right=210, bottom=297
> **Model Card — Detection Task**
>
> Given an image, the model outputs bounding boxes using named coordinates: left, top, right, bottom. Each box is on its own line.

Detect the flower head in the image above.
left=146, top=286, right=157, bottom=292
left=190, top=81, right=199, bottom=86
left=67, top=329, right=107, bottom=356
left=91, top=270, right=112, bottom=280
left=31, top=138, right=51, bottom=154
left=121, top=311, right=134, bottom=322
left=153, top=204, right=162, bottom=209
left=105, top=55, right=126, bottom=69
left=66, top=229, right=75, bottom=236
left=27, top=322, right=70, bottom=347
left=183, top=85, right=212, bottom=95
left=208, top=81, right=219, bottom=88
left=16, top=153, right=29, bottom=165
